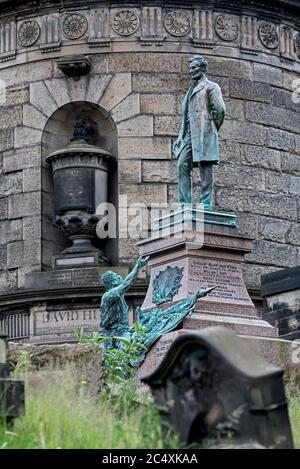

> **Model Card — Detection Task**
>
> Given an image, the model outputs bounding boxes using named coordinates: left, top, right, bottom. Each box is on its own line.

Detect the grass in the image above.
left=289, top=395, right=300, bottom=449
left=0, top=366, right=299, bottom=449
left=0, top=367, right=178, bottom=449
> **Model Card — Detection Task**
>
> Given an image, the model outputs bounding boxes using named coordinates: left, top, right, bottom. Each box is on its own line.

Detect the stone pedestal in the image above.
left=138, top=218, right=277, bottom=338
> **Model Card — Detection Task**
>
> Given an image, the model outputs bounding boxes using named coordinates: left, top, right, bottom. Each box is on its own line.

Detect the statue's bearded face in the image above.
left=189, top=61, right=205, bottom=81
left=101, top=272, right=123, bottom=290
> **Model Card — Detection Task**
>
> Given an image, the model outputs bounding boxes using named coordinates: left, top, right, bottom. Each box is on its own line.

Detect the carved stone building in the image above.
left=0, top=0, right=299, bottom=342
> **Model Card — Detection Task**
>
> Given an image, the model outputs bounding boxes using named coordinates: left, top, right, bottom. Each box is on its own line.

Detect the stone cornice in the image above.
left=0, top=284, right=147, bottom=308
left=0, top=1, right=299, bottom=17
left=0, top=0, right=299, bottom=5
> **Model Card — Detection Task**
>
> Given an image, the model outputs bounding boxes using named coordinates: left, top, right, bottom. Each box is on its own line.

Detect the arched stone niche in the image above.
left=41, top=101, right=118, bottom=158
left=41, top=101, right=119, bottom=266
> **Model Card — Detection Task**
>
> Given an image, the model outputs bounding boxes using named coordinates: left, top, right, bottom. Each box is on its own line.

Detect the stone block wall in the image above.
left=0, top=0, right=299, bottom=295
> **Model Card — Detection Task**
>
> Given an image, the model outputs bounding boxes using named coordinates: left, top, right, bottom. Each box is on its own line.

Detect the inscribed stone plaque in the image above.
left=48, top=270, right=73, bottom=287
left=73, top=269, right=99, bottom=287
left=25, top=268, right=101, bottom=290
left=33, top=308, right=100, bottom=341
left=189, top=258, right=251, bottom=305
left=25, top=270, right=73, bottom=289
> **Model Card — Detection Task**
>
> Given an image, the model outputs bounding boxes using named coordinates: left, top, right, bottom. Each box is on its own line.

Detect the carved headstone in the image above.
left=143, top=327, right=294, bottom=449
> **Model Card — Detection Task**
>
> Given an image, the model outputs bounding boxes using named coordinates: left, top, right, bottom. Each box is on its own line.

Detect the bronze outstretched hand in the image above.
left=136, top=256, right=150, bottom=270
left=196, top=285, right=218, bottom=299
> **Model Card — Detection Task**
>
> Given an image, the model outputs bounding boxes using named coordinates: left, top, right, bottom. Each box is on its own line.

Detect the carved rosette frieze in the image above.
left=164, top=11, right=191, bottom=37
left=18, top=20, right=40, bottom=47
left=63, top=14, right=88, bottom=40
left=259, top=22, right=279, bottom=49
left=112, top=10, right=140, bottom=36
left=0, top=8, right=299, bottom=63
left=215, top=14, right=239, bottom=41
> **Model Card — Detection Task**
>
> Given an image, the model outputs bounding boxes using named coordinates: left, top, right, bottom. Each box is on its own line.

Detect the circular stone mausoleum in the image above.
left=0, top=0, right=299, bottom=343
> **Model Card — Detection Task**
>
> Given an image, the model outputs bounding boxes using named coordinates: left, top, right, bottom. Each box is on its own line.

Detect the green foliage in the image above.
left=74, top=323, right=148, bottom=387
left=73, top=327, right=108, bottom=346
left=0, top=368, right=179, bottom=449
left=104, top=325, right=148, bottom=384
left=289, top=394, right=300, bottom=449
left=10, top=351, right=32, bottom=377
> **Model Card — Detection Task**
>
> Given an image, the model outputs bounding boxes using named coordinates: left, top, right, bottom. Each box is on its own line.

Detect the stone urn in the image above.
left=46, top=116, right=114, bottom=268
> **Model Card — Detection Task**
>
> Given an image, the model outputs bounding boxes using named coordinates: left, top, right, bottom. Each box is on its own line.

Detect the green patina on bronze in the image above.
left=100, top=256, right=216, bottom=355
left=100, top=256, right=149, bottom=338
left=152, top=265, right=184, bottom=306
left=135, top=288, right=214, bottom=351
left=174, top=56, right=226, bottom=210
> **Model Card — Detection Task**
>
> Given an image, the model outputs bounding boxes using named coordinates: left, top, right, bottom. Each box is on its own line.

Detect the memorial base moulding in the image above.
left=138, top=221, right=278, bottom=338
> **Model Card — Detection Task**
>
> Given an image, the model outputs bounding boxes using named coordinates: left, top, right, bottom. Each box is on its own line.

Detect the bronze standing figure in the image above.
left=173, top=56, right=226, bottom=210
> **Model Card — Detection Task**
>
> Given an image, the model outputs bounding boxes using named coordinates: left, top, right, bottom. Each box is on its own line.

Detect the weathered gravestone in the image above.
left=262, top=266, right=300, bottom=340
left=142, top=327, right=294, bottom=449
left=0, top=332, right=25, bottom=425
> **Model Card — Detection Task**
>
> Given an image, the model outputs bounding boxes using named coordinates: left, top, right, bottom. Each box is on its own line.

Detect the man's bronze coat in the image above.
left=174, top=78, right=226, bottom=166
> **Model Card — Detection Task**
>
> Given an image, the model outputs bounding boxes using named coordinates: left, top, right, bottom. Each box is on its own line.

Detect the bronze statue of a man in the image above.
left=173, top=56, right=226, bottom=210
